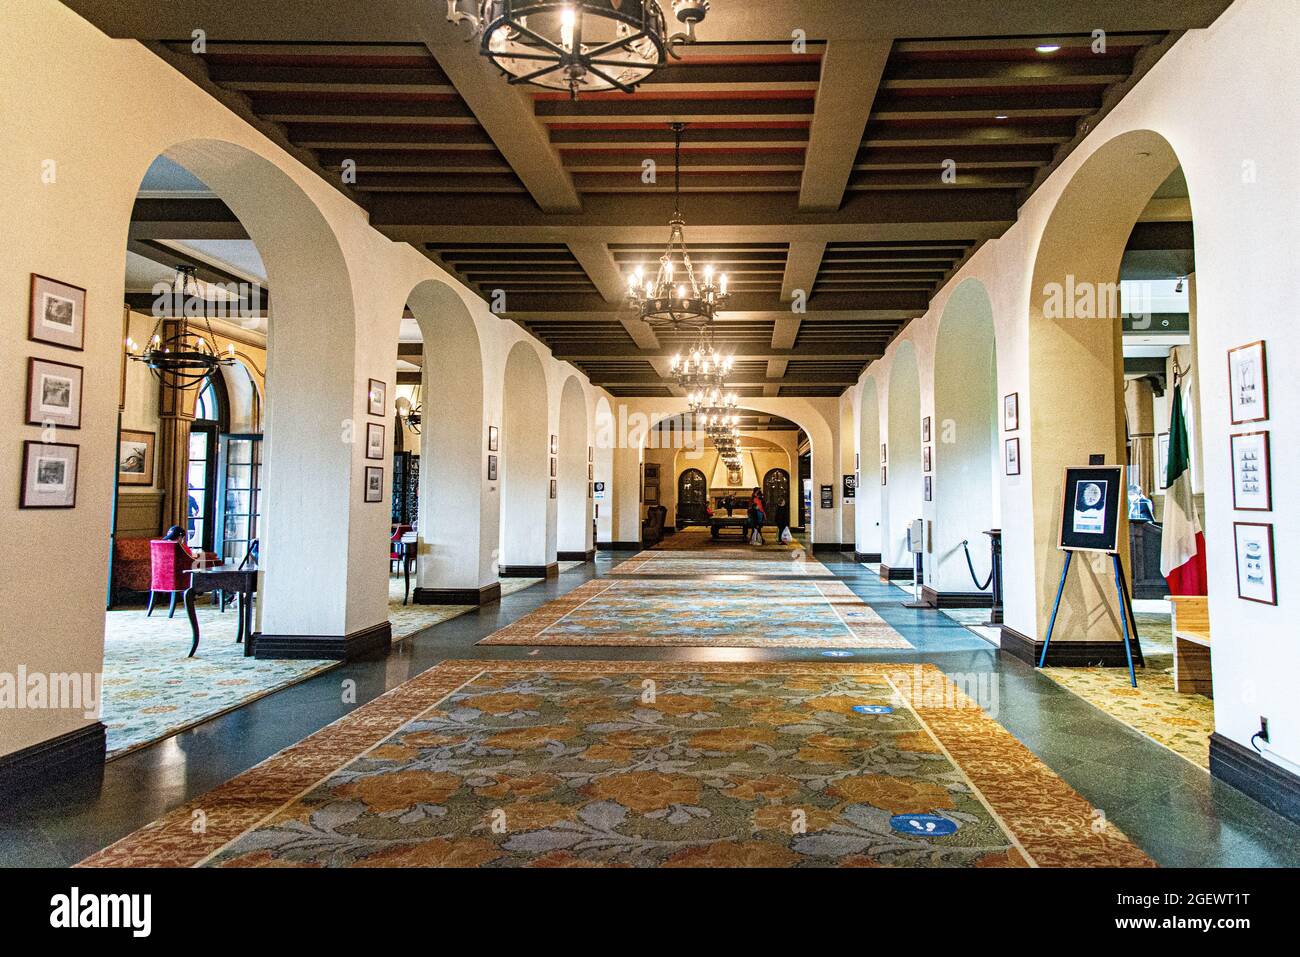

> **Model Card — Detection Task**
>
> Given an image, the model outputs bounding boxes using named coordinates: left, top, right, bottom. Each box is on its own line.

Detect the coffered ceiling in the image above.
left=74, top=0, right=1231, bottom=397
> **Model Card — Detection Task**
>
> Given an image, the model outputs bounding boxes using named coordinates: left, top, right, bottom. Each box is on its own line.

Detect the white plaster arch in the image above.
left=855, top=375, right=882, bottom=558
left=557, top=374, right=592, bottom=555
left=500, top=340, right=554, bottom=570
left=882, top=340, right=923, bottom=572
left=931, top=278, right=1000, bottom=595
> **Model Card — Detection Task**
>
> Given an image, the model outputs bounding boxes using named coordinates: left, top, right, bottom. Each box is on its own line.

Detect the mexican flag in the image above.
left=1160, top=380, right=1207, bottom=594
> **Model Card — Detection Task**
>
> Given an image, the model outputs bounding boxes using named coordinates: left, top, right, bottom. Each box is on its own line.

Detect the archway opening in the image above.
left=856, top=377, right=882, bottom=559
left=556, top=376, right=591, bottom=558
left=499, top=342, right=552, bottom=572
left=883, top=341, right=922, bottom=577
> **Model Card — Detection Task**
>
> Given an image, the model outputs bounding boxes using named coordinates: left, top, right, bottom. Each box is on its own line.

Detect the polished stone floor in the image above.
left=3, top=548, right=1298, bottom=867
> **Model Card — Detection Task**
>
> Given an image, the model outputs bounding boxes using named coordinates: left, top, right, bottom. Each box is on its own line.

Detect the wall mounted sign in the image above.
left=1228, top=340, right=1268, bottom=424
left=890, top=814, right=958, bottom=837
left=1003, top=392, right=1019, bottom=432
left=594, top=480, right=606, bottom=499
left=367, top=378, right=386, bottom=417
left=820, top=485, right=833, bottom=509
left=364, top=466, right=384, bottom=503
left=1234, top=522, right=1276, bottom=605
left=28, top=274, right=86, bottom=351
left=20, top=440, right=79, bottom=508
left=1004, top=437, right=1020, bottom=476
left=117, top=429, right=156, bottom=487
left=1230, top=431, right=1271, bottom=511
left=488, top=426, right=499, bottom=452
left=843, top=474, right=857, bottom=500
left=26, top=357, right=83, bottom=429
left=1058, top=465, right=1124, bottom=553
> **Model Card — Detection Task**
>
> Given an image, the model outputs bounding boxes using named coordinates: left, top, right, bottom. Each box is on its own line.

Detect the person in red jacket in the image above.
left=745, top=487, right=767, bottom=544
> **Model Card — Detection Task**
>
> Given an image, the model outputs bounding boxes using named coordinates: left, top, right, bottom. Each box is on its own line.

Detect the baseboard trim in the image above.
left=999, top=625, right=1134, bottom=667
left=557, top=550, right=596, bottom=563
left=254, top=621, right=392, bottom=661
left=854, top=551, right=882, bottom=564
left=920, top=585, right=993, bottom=609
left=812, top=542, right=851, bottom=554
left=879, top=562, right=914, bottom=582
left=0, top=722, right=106, bottom=792
left=499, top=563, right=559, bottom=579
left=1210, top=733, right=1300, bottom=825
left=413, top=582, right=502, bottom=606
left=597, top=541, right=641, bottom=551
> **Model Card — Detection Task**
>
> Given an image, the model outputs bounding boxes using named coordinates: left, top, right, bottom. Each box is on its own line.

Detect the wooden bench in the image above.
left=1169, top=595, right=1212, bottom=697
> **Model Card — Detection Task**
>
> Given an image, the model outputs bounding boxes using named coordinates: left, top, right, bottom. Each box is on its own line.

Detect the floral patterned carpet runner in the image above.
left=79, top=661, right=1151, bottom=868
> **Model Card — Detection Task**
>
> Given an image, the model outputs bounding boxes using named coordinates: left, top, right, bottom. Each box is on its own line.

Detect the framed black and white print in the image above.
left=118, top=429, right=155, bottom=486
left=550, top=479, right=557, bottom=500
left=28, top=274, right=86, bottom=351
left=880, top=466, right=887, bottom=487
left=923, top=446, right=932, bottom=473
left=588, top=463, right=594, bottom=480
left=367, top=378, right=386, bottom=417
left=1004, top=437, right=1021, bottom=476
left=1231, top=431, right=1272, bottom=511
left=550, top=457, right=557, bottom=477
left=1157, top=432, right=1171, bottom=489
left=1234, top=522, right=1276, bottom=605
left=20, top=441, right=79, bottom=508
left=488, top=455, right=498, bottom=481
left=488, top=426, right=499, bottom=452
left=922, top=417, right=931, bottom=443
left=1004, top=392, right=1019, bottom=432
left=924, top=475, right=933, bottom=502
left=1058, top=465, right=1124, bottom=554
left=364, top=466, right=384, bottom=503
left=588, top=446, right=593, bottom=462
left=365, top=422, right=385, bottom=460
left=550, top=434, right=558, bottom=455
left=1228, top=340, right=1268, bottom=424
left=26, top=357, right=83, bottom=429
left=880, top=443, right=887, bottom=464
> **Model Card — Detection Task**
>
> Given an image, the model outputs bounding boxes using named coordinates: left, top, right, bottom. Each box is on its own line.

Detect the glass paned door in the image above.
left=218, top=434, right=262, bottom=565
left=187, top=426, right=218, bottom=553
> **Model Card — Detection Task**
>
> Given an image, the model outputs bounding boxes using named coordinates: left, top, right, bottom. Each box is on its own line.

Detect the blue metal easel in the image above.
left=1039, top=551, right=1141, bottom=687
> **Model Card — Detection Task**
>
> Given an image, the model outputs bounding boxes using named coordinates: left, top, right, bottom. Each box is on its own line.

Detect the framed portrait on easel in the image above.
left=1058, top=465, right=1125, bottom=554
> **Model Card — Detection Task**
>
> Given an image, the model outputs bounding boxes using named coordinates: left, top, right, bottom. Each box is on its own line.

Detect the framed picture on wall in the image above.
left=26, top=357, right=83, bottom=429
left=550, top=479, right=557, bottom=500
left=922, top=417, right=931, bottom=443
left=855, top=452, right=860, bottom=470
left=367, top=378, right=386, bottom=417
left=880, top=466, right=887, bottom=486
left=488, top=426, right=499, bottom=452
left=550, top=457, right=557, bottom=477
left=28, top=274, right=86, bottom=351
left=364, top=466, right=384, bottom=503
left=117, top=429, right=156, bottom=486
left=488, top=455, right=498, bottom=481
left=588, top=446, right=594, bottom=462
left=1004, top=392, right=1019, bottom=432
left=550, top=434, right=558, bottom=455
left=1234, top=522, right=1276, bottom=605
left=1230, top=431, right=1272, bottom=511
left=923, top=447, right=932, bottom=473
left=20, top=441, right=79, bottom=508
left=1228, top=340, right=1268, bottom=424
left=366, top=422, right=385, bottom=460
left=880, top=443, right=887, bottom=464
left=1004, top=437, right=1021, bottom=476
left=588, top=463, right=594, bottom=480
left=924, top=475, right=932, bottom=502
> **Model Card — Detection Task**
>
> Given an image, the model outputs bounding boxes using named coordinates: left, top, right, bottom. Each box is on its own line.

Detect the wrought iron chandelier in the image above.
left=126, top=266, right=236, bottom=391
left=395, top=394, right=423, bottom=434
left=447, top=1, right=712, bottom=100
left=625, top=122, right=729, bottom=331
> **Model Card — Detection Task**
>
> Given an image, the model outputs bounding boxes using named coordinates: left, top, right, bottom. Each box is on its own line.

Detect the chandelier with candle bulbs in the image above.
left=625, top=123, right=729, bottom=331
left=126, top=266, right=237, bottom=390
left=447, top=1, right=712, bottom=101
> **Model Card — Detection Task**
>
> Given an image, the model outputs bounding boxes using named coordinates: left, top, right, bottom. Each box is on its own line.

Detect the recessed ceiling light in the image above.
left=1036, top=44, right=1062, bottom=54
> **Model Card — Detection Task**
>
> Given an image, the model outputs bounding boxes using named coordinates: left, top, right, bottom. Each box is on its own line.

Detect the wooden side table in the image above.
left=183, top=566, right=258, bottom=657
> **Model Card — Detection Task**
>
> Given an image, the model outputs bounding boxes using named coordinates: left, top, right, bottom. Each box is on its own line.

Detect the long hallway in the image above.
left=8, top=542, right=1295, bottom=869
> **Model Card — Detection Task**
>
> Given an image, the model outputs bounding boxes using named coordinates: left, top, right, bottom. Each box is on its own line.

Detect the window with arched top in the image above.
left=763, top=468, right=790, bottom=509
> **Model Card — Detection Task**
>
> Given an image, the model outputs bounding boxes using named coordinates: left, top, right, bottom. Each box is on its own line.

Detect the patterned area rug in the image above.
left=477, top=579, right=912, bottom=649
left=100, top=573, right=555, bottom=759
left=79, top=661, right=1151, bottom=868
left=1034, top=614, right=1210, bottom=769
left=651, top=528, right=800, bottom=552
left=615, top=548, right=833, bottom=579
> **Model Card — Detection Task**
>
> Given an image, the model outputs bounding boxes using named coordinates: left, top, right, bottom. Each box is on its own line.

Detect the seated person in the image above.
left=162, top=524, right=195, bottom=559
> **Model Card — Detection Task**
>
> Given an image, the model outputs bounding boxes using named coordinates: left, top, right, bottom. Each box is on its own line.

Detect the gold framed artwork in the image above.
left=117, top=429, right=156, bottom=486
left=28, top=274, right=86, bottom=351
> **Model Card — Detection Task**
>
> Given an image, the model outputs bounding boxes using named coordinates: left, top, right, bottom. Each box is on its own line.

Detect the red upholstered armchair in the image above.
left=148, top=539, right=195, bottom=618
left=390, top=524, right=411, bottom=572
left=111, top=537, right=154, bottom=605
